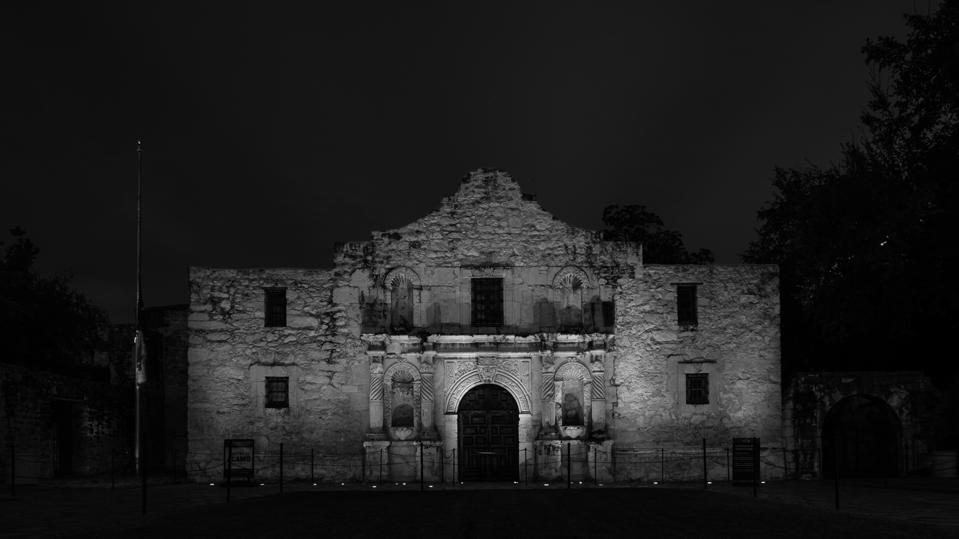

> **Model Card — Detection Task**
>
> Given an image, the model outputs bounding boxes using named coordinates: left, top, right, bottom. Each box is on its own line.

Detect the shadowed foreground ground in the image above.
left=58, top=486, right=953, bottom=538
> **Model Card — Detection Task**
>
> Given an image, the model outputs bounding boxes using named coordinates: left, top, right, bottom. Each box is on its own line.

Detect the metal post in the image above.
left=702, top=438, right=709, bottom=488
left=379, top=448, right=383, bottom=484
left=753, top=438, right=759, bottom=498
left=141, top=432, right=147, bottom=515
left=567, top=442, right=571, bottom=489
left=783, top=446, right=788, bottom=479
left=279, top=443, right=284, bottom=495
left=593, top=446, right=598, bottom=485
left=226, top=442, right=232, bottom=503
left=452, top=449, right=456, bottom=484
left=420, top=442, right=425, bottom=492
left=10, top=437, right=15, bottom=498
left=310, top=448, right=314, bottom=485
left=134, top=140, right=144, bottom=476
left=656, top=448, right=662, bottom=483
left=726, top=447, right=730, bottom=483
left=833, top=434, right=840, bottom=510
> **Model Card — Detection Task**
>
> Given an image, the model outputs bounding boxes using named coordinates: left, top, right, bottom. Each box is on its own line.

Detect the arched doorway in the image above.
left=458, top=384, right=519, bottom=481
left=822, top=395, right=899, bottom=478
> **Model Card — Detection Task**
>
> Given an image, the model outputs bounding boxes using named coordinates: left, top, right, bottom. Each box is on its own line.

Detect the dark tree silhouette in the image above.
left=0, top=227, right=108, bottom=372
left=601, top=205, right=714, bottom=264
left=744, top=2, right=959, bottom=390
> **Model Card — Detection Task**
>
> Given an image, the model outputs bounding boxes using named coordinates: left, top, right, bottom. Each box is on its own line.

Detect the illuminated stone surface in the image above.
left=187, top=170, right=782, bottom=482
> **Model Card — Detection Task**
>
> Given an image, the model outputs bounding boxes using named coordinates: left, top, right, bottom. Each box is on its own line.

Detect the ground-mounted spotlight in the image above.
left=428, top=485, right=434, bottom=488
left=513, top=481, right=518, bottom=485
left=209, top=483, right=215, bottom=486
left=259, top=483, right=265, bottom=486
left=543, top=483, right=550, bottom=487
left=402, top=482, right=406, bottom=486
left=761, top=480, right=766, bottom=484
left=372, top=485, right=377, bottom=488
left=707, top=481, right=713, bottom=485
left=653, top=481, right=659, bottom=485
left=578, top=481, right=582, bottom=485
left=459, top=482, right=463, bottom=485
left=340, top=482, right=345, bottom=486
left=394, top=482, right=399, bottom=486
left=598, top=483, right=604, bottom=486
left=313, top=483, right=317, bottom=486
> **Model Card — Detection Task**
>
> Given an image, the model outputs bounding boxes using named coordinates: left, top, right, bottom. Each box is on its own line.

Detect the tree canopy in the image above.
left=602, top=205, right=714, bottom=264
left=744, top=1, right=959, bottom=385
left=0, top=227, right=108, bottom=371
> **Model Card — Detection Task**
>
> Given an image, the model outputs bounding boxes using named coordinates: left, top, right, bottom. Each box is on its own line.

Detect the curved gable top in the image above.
left=357, top=169, right=641, bottom=269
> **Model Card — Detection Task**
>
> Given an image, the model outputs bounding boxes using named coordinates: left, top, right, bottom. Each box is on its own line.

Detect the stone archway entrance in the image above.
left=457, top=384, right=519, bottom=481
left=822, top=395, right=900, bottom=478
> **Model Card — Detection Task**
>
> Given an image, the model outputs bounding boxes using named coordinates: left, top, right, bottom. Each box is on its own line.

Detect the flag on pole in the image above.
left=134, top=328, right=147, bottom=385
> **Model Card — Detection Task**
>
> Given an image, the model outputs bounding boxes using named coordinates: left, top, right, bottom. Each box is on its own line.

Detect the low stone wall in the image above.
left=0, top=362, right=133, bottom=481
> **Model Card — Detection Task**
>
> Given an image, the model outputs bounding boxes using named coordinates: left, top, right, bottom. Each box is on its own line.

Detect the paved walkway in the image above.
left=0, top=476, right=956, bottom=537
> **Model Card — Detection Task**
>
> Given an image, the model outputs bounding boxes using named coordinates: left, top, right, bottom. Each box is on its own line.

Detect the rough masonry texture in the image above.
left=187, top=170, right=782, bottom=483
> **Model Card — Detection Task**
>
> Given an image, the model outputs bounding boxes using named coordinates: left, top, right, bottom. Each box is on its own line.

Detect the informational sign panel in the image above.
left=732, top=437, right=760, bottom=483
left=224, top=439, right=255, bottom=483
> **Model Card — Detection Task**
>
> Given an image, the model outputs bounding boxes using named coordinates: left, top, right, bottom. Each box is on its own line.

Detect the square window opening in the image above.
left=264, top=287, right=287, bottom=327
left=471, top=278, right=504, bottom=327
left=676, top=284, right=698, bottom=328
left=265, top=376, right=289, bottom=408
left=686, top=373, right=709, bottom=405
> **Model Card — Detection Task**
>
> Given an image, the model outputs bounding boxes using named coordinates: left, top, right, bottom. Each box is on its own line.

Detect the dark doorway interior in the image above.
left=822, top=395, right=899, bottom=478
left=458, top=384, right=518, bottom=481
left=53, top=399, right=74, bottom=476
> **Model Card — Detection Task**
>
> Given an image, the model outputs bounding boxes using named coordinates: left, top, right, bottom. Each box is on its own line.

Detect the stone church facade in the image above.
left=187, top=170, right=782, bottom=483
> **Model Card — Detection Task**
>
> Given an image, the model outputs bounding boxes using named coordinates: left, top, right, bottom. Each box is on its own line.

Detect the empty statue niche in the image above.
left=553, top=267, right=590, bottom=332
left=554, top=360, right=591, bottom=439
left=384, top=361, right=421, bottom=441
left=385, top=267, right=420, bottom=333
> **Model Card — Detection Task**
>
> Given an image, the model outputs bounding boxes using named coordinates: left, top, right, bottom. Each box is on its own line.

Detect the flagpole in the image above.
left=135, top=139, right=143, bottom=475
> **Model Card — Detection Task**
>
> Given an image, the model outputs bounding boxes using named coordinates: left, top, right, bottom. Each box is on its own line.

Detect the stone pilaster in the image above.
left=421, top=372, right=436, bottom=438
left=368, top=356, right=385, bottom=439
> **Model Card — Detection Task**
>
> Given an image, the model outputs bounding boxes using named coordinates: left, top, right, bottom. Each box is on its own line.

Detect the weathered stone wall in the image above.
left=785, top=371, right=939, bottom=478
left=611, top=264, right=783, bottom=479
left=187, top=169, right=783, bottom=483
left=187, top=267, right=368, bottom=481
left=143, top=305, right=189, bottom=471
left=334, top=170, right=638, bottom=334
left=0, top=362, right=132, bottom=482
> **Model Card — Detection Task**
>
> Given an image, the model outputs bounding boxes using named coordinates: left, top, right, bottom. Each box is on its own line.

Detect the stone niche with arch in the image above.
left=362, top=339, right=442, bottom=483
left=384, top=266, right=420, bottom=333
left=784, top=371, right=941, bottom=479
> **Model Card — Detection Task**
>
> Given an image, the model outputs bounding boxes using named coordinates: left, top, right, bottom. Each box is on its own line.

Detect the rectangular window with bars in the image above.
left=264, top=287, right=287, bottom=327
left=265, top=376, right=289, bottom=408
left=676, top=284, right=698, bottom=328
left=686, top=373, right=709, bottom=405
left=471, top=278, right=504, bottom=327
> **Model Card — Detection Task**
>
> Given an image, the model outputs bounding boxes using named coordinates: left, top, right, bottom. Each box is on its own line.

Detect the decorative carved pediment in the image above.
left=444, top=357, right=532, bottom=414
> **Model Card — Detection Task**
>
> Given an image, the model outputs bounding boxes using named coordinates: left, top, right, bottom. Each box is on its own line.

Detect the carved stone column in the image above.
left=420, top=351, right=437, bottom=439
left=590, top=353, right=607, bottom=434
left=541, top=368, right=557, bottom=437
left=420, top=372, right=435, bottom=438
left=368, top=356, right=385, bottom=439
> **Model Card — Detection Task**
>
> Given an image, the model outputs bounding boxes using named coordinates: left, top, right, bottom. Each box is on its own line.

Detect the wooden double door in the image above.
left=458, top=384, right=518, bottom=481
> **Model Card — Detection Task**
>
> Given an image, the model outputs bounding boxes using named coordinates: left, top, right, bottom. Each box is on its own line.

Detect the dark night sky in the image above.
left=2, top=2, right=921, bottom=323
